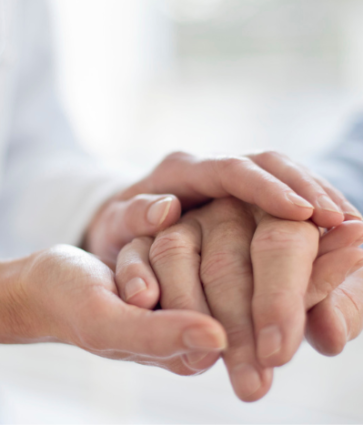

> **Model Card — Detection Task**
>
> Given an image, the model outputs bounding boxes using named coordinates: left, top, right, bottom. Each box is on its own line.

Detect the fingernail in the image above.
left=286, top=192, right=314, bottom=209
left=147, top=197, right=173, bottom=226
left=231, top=364, right=261, bottom=399
left=183, top=327, right=227, bottom=351
left=185, top=352, right=209, bottom=365
left=317, top=195, right=343, bottom=215
left=342, top=201, right=363, bottom=220
left=124, top=277, right=147, bottom=300
left=257, top=325, right=282, bottom=359
left=334, top=307, right=349, bottom=342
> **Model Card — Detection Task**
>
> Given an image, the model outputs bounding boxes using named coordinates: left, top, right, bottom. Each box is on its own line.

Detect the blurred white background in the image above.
left=1, top=0, right=363, bottom=423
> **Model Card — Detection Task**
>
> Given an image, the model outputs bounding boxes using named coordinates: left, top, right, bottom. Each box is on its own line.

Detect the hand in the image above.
left=115, top=198, right=363, bottom=401
left=84, top=151, right=362, bottom=266
left=122, top=151, right=361, bottom=224
left=306, top=266, right=363, bottom=357
left=83, top=193, right=182, bottom=269
left=0, top=245, right=227, bottom=371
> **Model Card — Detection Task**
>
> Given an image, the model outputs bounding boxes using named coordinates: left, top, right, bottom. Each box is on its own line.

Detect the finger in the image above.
left=116, top=236, right=160, bottom=310
left=251, top=214, right=319, bottom=368
left=318, top=221, right=363, bottom=257
left=197, top=198, right=273, bottom=401
left=123, top=152, right=315, bottom=222
left=93, top=194, right=182, bottom=266
left=249, top=151, right=344, bottom=228
left=306, top=247, right=363, bottom=309
left=306, top=267, right=363, bottom=356
left=149, top=219, right=208, bottom=313
left=149, top=219, right=219, bottom=371
left=109, top=194, right=182, bottom=245
left=311, top=172, right=363, bottom=221
left=82, top=293, right=228, bottom=359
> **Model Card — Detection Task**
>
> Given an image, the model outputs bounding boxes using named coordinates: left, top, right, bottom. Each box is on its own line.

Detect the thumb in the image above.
left=82, top=293, right=228, bottom=359
left=306, top=247, right=363, bottom=310
left=85, top=194, right=181, bottom=267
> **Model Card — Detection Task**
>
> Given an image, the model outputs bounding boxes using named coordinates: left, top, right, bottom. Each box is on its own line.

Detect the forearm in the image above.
left=0, top=257, right=37, bottom=343
left=0, top=253, right=64, bottom=345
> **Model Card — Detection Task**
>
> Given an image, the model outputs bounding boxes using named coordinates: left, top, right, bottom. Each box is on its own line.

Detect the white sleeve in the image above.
left=0, top=0, right=128, bottom=257
left=309, top=116, right=363, bottom=215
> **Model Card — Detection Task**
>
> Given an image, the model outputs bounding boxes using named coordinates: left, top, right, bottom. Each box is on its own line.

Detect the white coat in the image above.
left=0, top=0, right=362, bottom=260
left=0, top=0, right=126, bottom=257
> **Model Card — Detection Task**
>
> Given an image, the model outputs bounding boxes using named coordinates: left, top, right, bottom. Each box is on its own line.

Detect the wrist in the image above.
left=0, top=254, right=58, bottom=344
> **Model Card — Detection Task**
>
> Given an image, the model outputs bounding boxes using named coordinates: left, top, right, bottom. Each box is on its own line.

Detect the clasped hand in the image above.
left=1, top=151, right=363, bottom=403
left=116, top=197, right=363, bottom=400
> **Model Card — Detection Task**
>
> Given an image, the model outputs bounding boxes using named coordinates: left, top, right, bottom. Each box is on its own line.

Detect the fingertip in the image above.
left=272, top=195, right=313, bottom=222
left=341, top=201, right=363, bottom=221
left=231, top=365, right=273, bottom=402
left=344, top=213, right=363, bottom=222
left=159, top=195, right=182, bottom=229
left=256, top=322, right=304, bottom=368
left=312, top=210, right=345, bottom=229
left=285, top=192, right=315, bottom=211
left=123, top=277, right=160, bottom=310
left=306, top=304, right=347, bottom=357
left=125, top=287, right=160, bottom=310
left=147, top=195, right=181, bottom=230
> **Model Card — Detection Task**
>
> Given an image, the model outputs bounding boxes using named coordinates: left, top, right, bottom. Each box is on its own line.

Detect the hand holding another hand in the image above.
left=84, top=151, right=362, bottom=271
left=2, top=150, right=360, bottom=404
left=82, top=150, right=363, bottom=401
left=0, top=244, right=228, bottom=369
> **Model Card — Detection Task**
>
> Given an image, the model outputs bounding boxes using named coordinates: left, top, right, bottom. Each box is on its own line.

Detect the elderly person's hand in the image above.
left=115, top=197, right=363, bottom=401
left=306, top=266, right=363, bottom=356
left=0, top=244, right=227, bottom=368
left=84, top=151, right=361, bottom=268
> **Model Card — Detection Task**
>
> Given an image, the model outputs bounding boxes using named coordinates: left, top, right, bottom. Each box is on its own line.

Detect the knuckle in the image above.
left=209, top=197, right=245, bottom=217
left=116, top=237, right=153, bottom=272
left=150, top=230, right=196, bottom=267
left=253, top=290, right=304, bottom=320
left=116, top=261, right=144, bottom=285
left=163, top=291, right=196, bottom=310
left=251, top=225, right=311, bottom=254
left=309, top=269, right=344, bottom=303
left=164, top=151, right=194, bottom=163
left=253, top=150, right=288, bottom=166
left=225, top=323, right=253, bottom=352
left=257, top=150, right=283, bottom=161
left=216, top=156, right=251, bottom=173
left=201, top=251, right=249, bottom=288
left=336, top=287, right=361, bottom=319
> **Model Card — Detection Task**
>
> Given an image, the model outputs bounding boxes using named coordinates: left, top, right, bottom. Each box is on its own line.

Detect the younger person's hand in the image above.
left=84, top=151, right=362, bottom=269
left=0, top=245, right=227, bottom=374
